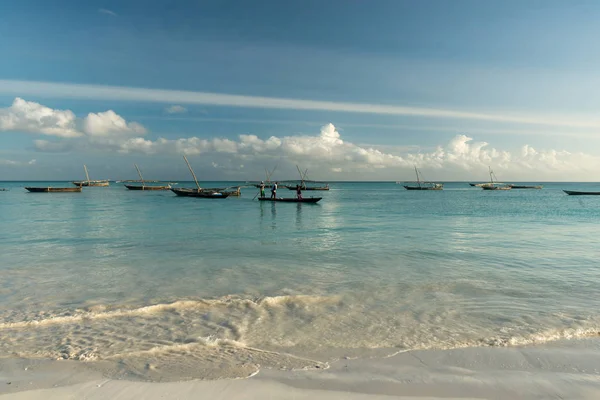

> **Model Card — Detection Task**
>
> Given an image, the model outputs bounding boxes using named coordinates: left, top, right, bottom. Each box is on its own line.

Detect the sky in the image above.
left=2, top=0, right=600, bottom=181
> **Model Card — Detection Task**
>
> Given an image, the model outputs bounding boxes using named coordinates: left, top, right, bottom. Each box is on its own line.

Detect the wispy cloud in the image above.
left=98, top=8, right=117, bottom=17
left=0, top=158, right=36, bottom=166
left=165, top=105, right=187, bottom=114
left=2, top=80, right=600, bottom=129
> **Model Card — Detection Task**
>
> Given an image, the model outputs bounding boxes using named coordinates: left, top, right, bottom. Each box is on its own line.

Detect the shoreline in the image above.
left=2, top=338, right=600, bottom=399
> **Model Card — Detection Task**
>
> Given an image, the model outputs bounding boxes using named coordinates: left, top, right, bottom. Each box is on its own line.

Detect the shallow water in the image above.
left=1, top=181, right=600, bottom=380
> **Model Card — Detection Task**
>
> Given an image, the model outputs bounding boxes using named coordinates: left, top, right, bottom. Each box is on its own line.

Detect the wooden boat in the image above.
left=72, top=165, right=109, bottom=187
left=172, top=155, right=229, bottom=199
left=563, top=190, right=600, bottom=196
left=25, top=186, right=82, bottom=193
left=403, top=166, right=443, bottom=190
left=509, top=184, right=543, bottom=189
left=124, top=164, right=172, bottom=190
left=125, top=184, right=172, bottom=190
left=171, top=188, right=229, bottom=198
left=258, top=196, right=322, bottom=203
left=481, top=167, right=511, bottom=190
left=285, top=165, right=330, bottom=190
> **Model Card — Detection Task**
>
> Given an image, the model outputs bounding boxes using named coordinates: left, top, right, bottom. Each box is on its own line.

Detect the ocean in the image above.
left=1, top=181, right=600, bottom=380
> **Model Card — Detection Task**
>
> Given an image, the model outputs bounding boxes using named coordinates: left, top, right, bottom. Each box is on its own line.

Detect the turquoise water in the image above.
left=1, top=181, right=600, bottom=379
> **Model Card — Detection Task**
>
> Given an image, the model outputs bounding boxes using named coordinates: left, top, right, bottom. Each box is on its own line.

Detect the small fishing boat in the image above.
left=171, top=188, right=229, bottom=198
left=124, top=164, right=172, bottom=190
left=258, top=196, right=322, bottom=203
left=402, top=166, right=443, bottom=190
left=481, top=167, right=511, bottom=191
left=125, top=184, right=172, bottom=191
left=172, top=155, right=229, bottom=199
left=25, top=186, right=82, bottom=193
left=563, top=190, right=600, bottom=196
left=286, top=165, right=330, bottom=190
left=509, top=184, right=543, bottom=189
left=72, top=165, right=109, bottom=187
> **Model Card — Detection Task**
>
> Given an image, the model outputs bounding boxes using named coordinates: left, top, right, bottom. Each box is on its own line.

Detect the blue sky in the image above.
left=2, top=0, right=600, bottom=181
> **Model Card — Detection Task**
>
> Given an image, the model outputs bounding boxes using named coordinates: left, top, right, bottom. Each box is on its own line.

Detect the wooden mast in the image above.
left=489, top=166, right=495, bottom=188
left=84, top=165, right=91, bottom=185
left=414, top=165, right=421, bottom=189
left=134, top=164, right=145, bottom=187
left=183, top=155, right=201, bottom=190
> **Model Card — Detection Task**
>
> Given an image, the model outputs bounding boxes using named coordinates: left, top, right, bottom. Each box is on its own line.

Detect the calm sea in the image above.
left=1, top=181, right=599, bottom=380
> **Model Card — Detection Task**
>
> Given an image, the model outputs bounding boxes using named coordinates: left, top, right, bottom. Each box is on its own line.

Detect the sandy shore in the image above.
left=2, top=339, right=600, bottom=400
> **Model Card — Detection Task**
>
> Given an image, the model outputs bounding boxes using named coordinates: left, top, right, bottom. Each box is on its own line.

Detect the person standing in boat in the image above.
left=271, top=182, right=278, bottom=199
left=259, top=181, right=265, bottom=198
left=296, top=184, right=303, bottom=200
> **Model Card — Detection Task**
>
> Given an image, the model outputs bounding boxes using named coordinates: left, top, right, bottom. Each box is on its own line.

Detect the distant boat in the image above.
left=509, top=184, right=543, bottom=189
left=258, top=196, right=322, bottom=203
left=403, top=166, right=443, bottom=190
left=563, top=190, right=600, bottom=196
left=25, top=186, right=82, bottom=193
left=481, top=167, right=511, bottom=190
left=286, top=165, right=330, bottom=191
left=124, top=164, right=172, bottom=190
left=172, top=155, right=229, bottom=199
left=72, top=165, right=109, bottom=187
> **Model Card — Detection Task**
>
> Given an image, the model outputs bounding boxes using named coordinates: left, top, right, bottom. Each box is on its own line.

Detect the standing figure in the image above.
left=259, top=181, right=265, bottom=198
left=296, top=184, right=302, bottom=200
left=271, top=182, right=278, bottom=199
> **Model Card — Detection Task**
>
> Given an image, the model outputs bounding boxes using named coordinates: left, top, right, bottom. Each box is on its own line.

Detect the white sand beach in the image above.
left=2, top=338, right=600, bottom=400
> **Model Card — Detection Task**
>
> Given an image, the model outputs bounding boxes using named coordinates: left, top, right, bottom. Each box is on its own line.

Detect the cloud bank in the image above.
left=2, top=98, right=599, bottom=180
left=165, top=105, right=187, bottom=114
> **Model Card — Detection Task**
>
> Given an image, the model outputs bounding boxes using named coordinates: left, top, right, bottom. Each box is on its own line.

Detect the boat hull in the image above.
left=125, top=184, right=171, bottom=191
left=72, top=181, right=110, bottom=187
left=563, top=190, right=600, bottom=196
left=287, top=187, right=329, bottom=191
left=171, top=188, right=229, bottom=198
left=509, top=185, right=543, bottom=189
left=258, top=197, right=322, bottom=203
left=482, top=186, right=511, bottom=191
left=403, top=186, right=443, bottom=190
left=25, top=187, right=82, bottom=193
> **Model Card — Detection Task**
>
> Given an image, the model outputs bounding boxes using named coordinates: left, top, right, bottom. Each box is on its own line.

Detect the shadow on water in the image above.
left=296, top=203, right=302, bottom=228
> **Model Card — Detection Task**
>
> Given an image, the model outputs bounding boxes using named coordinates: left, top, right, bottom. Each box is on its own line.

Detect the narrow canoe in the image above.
left=171, top=188, right=229, bottom=198
left=258, top=197, right=322, bottom=203
left=125, top=184, right=172, bottom=191
left=563, top=190, right=600, bottom=196
left=25, top=187, right=82, bottom=193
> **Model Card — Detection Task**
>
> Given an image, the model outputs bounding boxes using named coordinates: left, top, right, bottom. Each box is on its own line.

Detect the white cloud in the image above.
left=83, top=110, right=146, bottom=137
left=0, top=98, right=80, bottom=138
left=106, top=123, right=600, bottom=179
left=165, top=105, right=187, bottom=114
left=98, top=8, right=117, bottom=16
left=0, top=98, right=146, bottom=144
left=2, top=80, right=600, bottom=129
left=0, top=158, right=36, bottom=166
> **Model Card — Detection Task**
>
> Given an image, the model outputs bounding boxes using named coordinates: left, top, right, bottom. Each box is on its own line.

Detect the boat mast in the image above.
left=183, top=155, right=201, bottom=190
left=84, top=165, right=91, bottom=185
left=414, top=165, right=421, bottom=189
left=134, top=164, right=145, bottom=186
left=489, top=166, right=494, bottom=187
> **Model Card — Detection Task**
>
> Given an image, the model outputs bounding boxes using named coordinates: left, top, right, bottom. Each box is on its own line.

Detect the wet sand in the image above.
left=2, top=338, right=600, bottom=399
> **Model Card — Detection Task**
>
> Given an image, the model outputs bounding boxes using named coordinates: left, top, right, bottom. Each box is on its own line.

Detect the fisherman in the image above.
left=271, top=182, right=278, bottom=199
left=259, top=181, right=265, bottom=198
left=296, top=184, right=302, bottom=200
